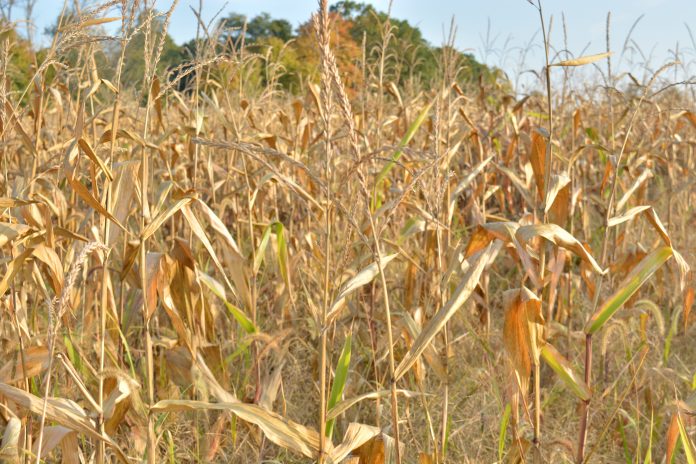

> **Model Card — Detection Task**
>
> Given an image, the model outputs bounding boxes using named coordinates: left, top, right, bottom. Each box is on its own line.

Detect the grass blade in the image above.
left=678, top=412, right=696, bottom=464
left=498, top=403, right=511, bottom=461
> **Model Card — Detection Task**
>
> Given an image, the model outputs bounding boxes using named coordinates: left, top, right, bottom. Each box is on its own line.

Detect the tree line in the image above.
left=0, top=1, right=504, bottom=98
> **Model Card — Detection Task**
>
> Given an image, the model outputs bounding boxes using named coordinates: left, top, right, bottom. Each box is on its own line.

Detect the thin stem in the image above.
left=575, top=61, right=676, bottom=464
left=538, top=1, right=554, bottom=198
left=97, top=29, right=126, bottom=464
left=535, top=0, right=553, bottom=447
left=576, top=334, right=592, bottom=463
left=364, top=209, right=402, bottom=464
left=534, top=360, right=541, bottom=445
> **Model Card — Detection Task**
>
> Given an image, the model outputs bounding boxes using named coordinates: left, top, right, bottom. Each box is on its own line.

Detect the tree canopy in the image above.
left=10, top=1, right=503, bottom=96
left=220, top=12, right=294, bottom=43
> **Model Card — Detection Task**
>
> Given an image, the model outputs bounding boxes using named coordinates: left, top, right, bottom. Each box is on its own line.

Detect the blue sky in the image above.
left=23, top=0, right=696, bottom=82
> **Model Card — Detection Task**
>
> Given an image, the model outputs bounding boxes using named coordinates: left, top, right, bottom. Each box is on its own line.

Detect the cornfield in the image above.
left=0, top=0, right=694, bottom=463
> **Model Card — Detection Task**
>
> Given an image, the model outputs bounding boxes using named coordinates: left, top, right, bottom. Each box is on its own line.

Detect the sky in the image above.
left=20, top=0, right=696, bottom=86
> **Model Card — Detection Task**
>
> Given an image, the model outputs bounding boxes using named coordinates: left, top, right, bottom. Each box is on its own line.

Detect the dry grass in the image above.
left=0, top=1, right=694, bottom=463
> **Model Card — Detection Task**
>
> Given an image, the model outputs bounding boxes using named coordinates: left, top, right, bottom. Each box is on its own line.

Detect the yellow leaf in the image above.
left=552, top=52, right=612, bottom=67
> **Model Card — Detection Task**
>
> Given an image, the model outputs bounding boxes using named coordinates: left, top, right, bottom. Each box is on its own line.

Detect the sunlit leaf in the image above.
left=540, top=343, right=591, bottom=401
left=585, top=246, right=672, bottom=334
left=551, top=51, right=612, bottom=67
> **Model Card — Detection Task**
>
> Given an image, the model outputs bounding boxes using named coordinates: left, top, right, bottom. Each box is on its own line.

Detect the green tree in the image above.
left=220, top=12, right=293, bottom=44
left=41, top=9, right=114, bottom=88
left=331, top=1, right=436, bottom=86
left=330, top=1, right=501, bottom=89
left=120, top=9, right=184, bottom=89
left=0, top=22, right=35, bottom=94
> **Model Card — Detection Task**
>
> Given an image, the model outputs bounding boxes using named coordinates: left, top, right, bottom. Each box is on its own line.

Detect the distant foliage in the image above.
left=3, top=2, right=502, bottom=96
left=0, top=22, right=35, bottom=93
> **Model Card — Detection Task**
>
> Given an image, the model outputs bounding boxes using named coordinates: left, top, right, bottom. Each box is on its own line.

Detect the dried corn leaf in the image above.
left=194, top=199, right=251, bottom=310
left=0, top=345, right=49, bottom=384
left=394, top=244, right=494, bottom=381
left=551, top=51, right=612, bottom=67
left=0, top=383, right=128, bottom=463
left=401, top=311, right=447, bottom=382
left=448, top=155, right=494, bottom=222
left=0, top=198, right=37, bottom=209
left=328, top=422, right=381, bottom=463
left=0, top=246, right=36, bottom=296
left=516, top=223, right=605, bottom=275
left=544, top=172, right=570, bottom=214
left=67, top=177, right=126, bottom=232
left=0, top=417, right=20, bottom=461
left=0, top=222, right=32, bottom=248
left=32, top=243, right=64, bottom=294
left=495, top=164, right=534, bottom=207
left=151, top=399, right=321, bottom=459
left=608, top=205, right=689, bottom=289
left=31, top=426, right=77, bottom=462
left=108, top=160, right=140, bottom=247
left=326, top=254, right=399, bottom=325
left=503, top=287, right=544, bottom=399
left=530, top=131, right=546, bottom=200
left=327, top=389, right=420, bottom=421
left=607, top=205, right=652, bottom=228
left=615, top=169, right=653, bottom=212
left=78, top=138, right=113, bottom=181
left=142, top=196, right=193, bottom=241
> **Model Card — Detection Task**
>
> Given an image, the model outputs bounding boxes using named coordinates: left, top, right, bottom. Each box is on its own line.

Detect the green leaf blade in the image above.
left=585, top=246, right=672, bottom=334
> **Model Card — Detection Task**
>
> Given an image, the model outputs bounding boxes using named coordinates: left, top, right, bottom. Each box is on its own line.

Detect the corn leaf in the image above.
left=327, top=389, right=420, bottom=421
left=551, top=51, right=612, bottom=67
left=0, top=383, right=128, bottom=463
left=151, top=399, right=321, bottom=459
left=372, top=102, right=432, bottom=210
left=516, top=223, right=605, bottom=275
left=142, top=196, right=193, bottom=241
left=677, top=413, right=696, bottom=464
left=394, top=244, right=494, bottom=381
left=585, top=246, right=672, bottom=334
left=328, top=422, right=381, bottom=464
left=540, top=343, right=591, bottom=401
left=253, top=224, right=273, bottom=274
left=326, top=333, right=351, bottom=438
left=498, top=403, right=511, bottom=462
left=326, top=254, right=399, bottom=324
left=198, top=272, right=256, bottom=334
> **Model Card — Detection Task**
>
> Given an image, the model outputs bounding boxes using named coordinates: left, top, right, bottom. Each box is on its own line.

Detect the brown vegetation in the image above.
left=0, top=1, right=694, bottom=463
